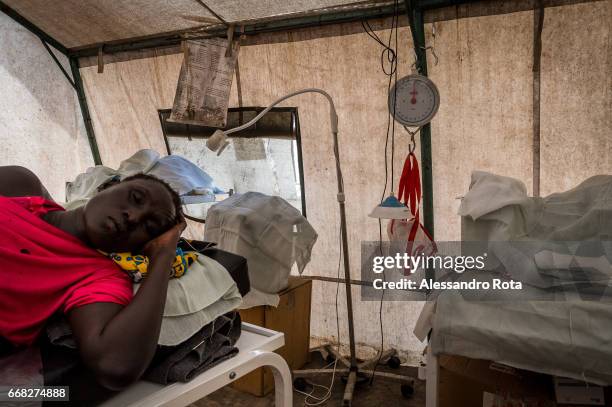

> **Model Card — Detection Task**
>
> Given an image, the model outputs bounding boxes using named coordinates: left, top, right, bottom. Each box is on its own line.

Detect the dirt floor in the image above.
left=194, top=353, right=425, bottom=406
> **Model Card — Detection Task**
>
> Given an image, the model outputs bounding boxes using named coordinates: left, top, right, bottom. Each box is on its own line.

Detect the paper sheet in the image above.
left=169, top=38, right=240, bottom=128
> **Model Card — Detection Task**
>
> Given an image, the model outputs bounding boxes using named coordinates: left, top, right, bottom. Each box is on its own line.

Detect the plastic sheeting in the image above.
left=460, top=171, right=612, bottom=242
left=204, top=192, right=318, bottom=294
left=419, top=173, right=612, bottom=384
left=170, top=38, right=240, bottom=127
left=428, top=288, right=612, bottom=385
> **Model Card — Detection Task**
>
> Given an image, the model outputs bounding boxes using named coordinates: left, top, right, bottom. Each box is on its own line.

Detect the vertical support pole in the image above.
left=333, top=130, right=358, bottom=372
left=532, top=0, right=544, bottom=197
left=409, top=6, right=434, bottom=241
left=70, top=57, right=102, bottom=165
left=425, top=344, right=439, bottom=407
left=293, top=110, right=308, bottom=218
left=406, top=1, right=436, bottom=293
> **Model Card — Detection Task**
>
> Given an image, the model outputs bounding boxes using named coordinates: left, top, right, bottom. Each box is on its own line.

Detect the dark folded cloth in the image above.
left=200, top=248, right=251, bottom=297
left=40, top=336, right=117, bottom=407
left=178, top=239, right=251, bottom=297
left=39, top=312, right=242, bottom=405
left=144, top=311, right=241, bottom=384
left=45, top=315, right=77, bottom=349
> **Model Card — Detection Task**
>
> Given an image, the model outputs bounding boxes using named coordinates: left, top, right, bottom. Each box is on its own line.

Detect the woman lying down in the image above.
left=0, top=165, right=186, bottom=390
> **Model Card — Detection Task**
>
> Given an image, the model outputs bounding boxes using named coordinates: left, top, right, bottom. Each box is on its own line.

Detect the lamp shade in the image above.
left=368, top=194, right=410, bottom=219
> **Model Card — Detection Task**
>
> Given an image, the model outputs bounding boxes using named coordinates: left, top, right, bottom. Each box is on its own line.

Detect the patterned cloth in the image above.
left=102, top=248, right=198, bottom=283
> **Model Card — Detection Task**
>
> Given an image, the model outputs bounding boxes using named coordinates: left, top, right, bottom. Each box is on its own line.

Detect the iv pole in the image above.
left=207, top=89, right=413, bottom=406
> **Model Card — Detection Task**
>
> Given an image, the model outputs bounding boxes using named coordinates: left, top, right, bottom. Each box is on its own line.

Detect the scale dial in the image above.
left=388, top=75, right=440, bottom=127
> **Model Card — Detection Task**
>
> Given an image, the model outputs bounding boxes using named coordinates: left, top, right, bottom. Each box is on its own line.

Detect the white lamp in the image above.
left=206, top=88, right=338, bottom=155
left=207, top=89, right=413, bottom=404
left=206, top=129, right=230, bottom=156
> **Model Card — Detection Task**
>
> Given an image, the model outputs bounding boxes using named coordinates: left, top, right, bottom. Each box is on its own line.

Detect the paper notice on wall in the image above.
left=169, top=37, right=240, bottom=128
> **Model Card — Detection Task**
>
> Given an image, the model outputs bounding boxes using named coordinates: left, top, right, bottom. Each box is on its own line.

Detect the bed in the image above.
left=419, top=172, right=612, bottom=406
left=100, top=322, right=292, bottom=407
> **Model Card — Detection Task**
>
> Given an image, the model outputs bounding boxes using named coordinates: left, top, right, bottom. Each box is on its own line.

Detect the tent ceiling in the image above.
left=1, top=0, right=394, bottom=51
left=208, top=0, right=371, bottom=24
left=1, top=0, right=222, bottom=49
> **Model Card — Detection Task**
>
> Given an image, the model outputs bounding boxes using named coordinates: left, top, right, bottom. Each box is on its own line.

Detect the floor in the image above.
left=194, top=354, right=425, bottom=406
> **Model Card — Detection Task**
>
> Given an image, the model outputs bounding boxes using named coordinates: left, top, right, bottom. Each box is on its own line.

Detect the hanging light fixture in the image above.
left=368, top=193, right=410, bottom=219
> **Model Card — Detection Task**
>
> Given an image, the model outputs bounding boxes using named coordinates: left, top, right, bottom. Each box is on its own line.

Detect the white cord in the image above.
left=293, top=358, right=339, bottom=406
left=293, top=219, right=343, bottom=406
left=225, top=88, right=338, bottom=136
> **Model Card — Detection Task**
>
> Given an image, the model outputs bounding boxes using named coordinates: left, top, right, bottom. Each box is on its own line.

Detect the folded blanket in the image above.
left=144, top=312, right=241, bottom=384
left=177, top=239, right=251, bottom=297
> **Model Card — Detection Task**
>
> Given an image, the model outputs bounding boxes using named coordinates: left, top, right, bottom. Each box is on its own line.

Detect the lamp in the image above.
left=208, top=89, right=413, bottom=404
left=206, top=88, right=338, bottom=156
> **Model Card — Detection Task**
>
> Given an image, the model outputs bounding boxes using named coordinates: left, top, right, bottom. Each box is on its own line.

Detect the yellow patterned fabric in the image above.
left=102, top=248, right=198, bottom=283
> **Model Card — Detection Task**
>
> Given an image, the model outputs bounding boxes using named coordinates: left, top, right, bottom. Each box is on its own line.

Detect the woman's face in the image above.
left=83, top=178, right=177, bottom=253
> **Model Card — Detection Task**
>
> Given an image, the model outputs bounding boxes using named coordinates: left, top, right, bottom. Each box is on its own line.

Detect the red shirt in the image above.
left=0, top=196, right=133, bottom=346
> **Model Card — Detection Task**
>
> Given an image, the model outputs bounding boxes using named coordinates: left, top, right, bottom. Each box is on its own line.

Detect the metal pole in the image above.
left=333, top=129, right=359, bottom=406
left=533, top=0, right=544, bottom=197
left=70, top=57, right=102, bottom=165
left=40, top=39, right=76, bottom=90
left=293, top=110, right=308, bottom=218
left=333, top=131, right=358, bottom=370
left=407, top=5, right=435, bottom=240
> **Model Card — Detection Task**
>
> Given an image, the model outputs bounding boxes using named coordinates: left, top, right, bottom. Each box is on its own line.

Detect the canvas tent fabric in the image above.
left=205, top=0, right=374, bottom=23
left=72, top=2, right=611, bottom=357
left=1, top=0, right=218, bottom=49
left=2, top=0, right=610, bottom=362
left=1, top=0, right=393, bottom=50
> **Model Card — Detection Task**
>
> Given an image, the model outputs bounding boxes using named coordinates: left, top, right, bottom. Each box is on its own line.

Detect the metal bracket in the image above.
left=404, top=1, right=435, bottom=291
left=70, top=57, right=102, bottom=165
left=40, top=39, right=76, bottom=90
left=97, top=45, right=105, bottom=73
left=225, top=24, right=235, bottom=57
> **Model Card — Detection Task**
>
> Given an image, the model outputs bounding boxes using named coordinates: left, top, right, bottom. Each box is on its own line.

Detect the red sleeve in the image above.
left=62, top=269, right=133, bottom=313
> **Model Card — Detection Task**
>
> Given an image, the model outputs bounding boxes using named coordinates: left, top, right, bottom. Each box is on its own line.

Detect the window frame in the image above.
left=158, top=107, right=307, bottom=218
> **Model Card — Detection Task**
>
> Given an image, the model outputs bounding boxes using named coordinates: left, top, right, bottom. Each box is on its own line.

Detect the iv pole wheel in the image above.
left=293, top=377, right=308, bottom=392
left=401, top=383, right=415, bottom=398
left=387, top=355, right=401, bottom=369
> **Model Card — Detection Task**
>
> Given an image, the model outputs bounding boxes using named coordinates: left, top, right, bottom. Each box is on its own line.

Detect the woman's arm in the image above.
left=0, top=166, right=53, bottom=199
left=67, top=222, right=185, bottom=390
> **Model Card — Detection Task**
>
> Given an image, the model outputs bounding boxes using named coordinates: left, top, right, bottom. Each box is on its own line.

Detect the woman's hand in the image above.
left=142, top=219, right=187, bottom=259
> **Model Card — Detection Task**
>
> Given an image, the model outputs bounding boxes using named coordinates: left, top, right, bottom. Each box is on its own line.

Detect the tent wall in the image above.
left=78, top=1, right=611, bottom=359
left=539, top=2, right=611, bottom=194
left=0, top=13, right=93, bottom=201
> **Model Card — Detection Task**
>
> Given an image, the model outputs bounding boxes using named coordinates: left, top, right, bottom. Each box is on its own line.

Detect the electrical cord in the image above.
left=294, top=112, right=345, bottom=405
left=361, top=0, right=401, bottom=385
left=293, top=218, right=343, bottom=405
